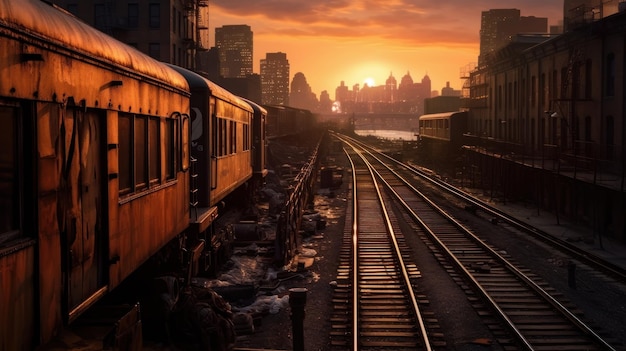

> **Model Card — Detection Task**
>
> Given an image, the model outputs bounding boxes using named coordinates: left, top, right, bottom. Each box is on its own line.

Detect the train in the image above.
left=0, top=1, right=311, bottom=349
left=417, top=111, right=468, bottom=163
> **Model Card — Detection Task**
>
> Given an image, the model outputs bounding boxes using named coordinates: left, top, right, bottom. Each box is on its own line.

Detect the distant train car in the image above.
left=242, top=98, right=268, bottom=180
left=418, top=111, right=468, bottom=161
left=0, top=0, right=191, bottom=348
left=264, top=104, right=316, bottom=138
left=169, top=66, right=254, bottom=238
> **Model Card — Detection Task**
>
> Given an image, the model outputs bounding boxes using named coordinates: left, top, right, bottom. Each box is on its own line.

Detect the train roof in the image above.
left=418, top=111, right=467, bottom=120
left=240, top=98, right=267, bottom=115
left=167, top=64, right=253, bottom=113
left=0, top=0, right=188, bottom=91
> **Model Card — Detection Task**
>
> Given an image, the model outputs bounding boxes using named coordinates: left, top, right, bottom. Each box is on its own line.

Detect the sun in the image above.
left=363, top=77, right=376, bottom=87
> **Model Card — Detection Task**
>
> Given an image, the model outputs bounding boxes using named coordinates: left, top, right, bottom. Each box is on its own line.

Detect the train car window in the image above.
left=149, top=117, right=160, bottom=184
left=134, top=116, right=148, bottom=191
left=243, top=123, right=250, bottom=151
left=230, top=120, right=236, bottom=154
left=118, top=114, right=132, bottom=195
left=180, top=113, right=189, bottom=172
left=0, top=106, right=19, bottom=244
left=165, top=118, right=175, bottom=180
left=119, top=113, right=176, bottom=197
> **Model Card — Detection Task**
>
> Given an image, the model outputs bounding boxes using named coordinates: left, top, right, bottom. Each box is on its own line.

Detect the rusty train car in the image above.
left=0, top=0, right=267, bottom=349
left=418, top=110, right=469, bottom=162
left=264, top=104, right=316, bottom=139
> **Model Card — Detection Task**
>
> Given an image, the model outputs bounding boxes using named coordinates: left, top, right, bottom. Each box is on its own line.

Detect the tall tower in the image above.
left=479, top=9, right=547, bottom=65
left=50, top=0, right=208, bottom=71
left=215, top=24, right=253, bottom=78
left=260, top=52, right=290, bottom=105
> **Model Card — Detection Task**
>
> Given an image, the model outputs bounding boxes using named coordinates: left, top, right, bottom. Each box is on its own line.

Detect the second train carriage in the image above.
left=0, top=0, right=191, bottom=348
left=169, top=65, right=256, bottom=236
left=418, top=111, right=469, bottom=162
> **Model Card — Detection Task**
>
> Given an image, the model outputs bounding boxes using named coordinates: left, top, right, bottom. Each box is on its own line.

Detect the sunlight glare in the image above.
left=364, top=77, right=375, bottom=87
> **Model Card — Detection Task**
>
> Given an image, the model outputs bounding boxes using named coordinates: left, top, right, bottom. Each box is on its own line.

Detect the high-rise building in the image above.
left=479, top=9, right=548, bottom=65
left=289, top=72, right=318, bottom=111
left=215, top=25, right=253, bottom=78
left=563, top=0, right=624, bottom=31
left=51, top=0, right=209, bottom=71
left=260, top=52, right=290, bottom=105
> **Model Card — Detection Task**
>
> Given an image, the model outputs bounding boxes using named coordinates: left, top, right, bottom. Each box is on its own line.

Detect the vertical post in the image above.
left=568, top=261, right=576, bottom=289
left=289, top=287, right=308, bottom=351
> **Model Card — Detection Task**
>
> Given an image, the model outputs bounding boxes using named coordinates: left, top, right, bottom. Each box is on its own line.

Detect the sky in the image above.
left=209, top=0, right=564, bottom=99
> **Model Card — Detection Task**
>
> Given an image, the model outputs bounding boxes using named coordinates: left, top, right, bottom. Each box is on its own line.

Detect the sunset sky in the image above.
left=209, top=1, right=563, bottom=99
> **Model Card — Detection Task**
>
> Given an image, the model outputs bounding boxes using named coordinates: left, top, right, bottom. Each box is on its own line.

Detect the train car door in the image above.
left=61, top=106, right=106, bottom=321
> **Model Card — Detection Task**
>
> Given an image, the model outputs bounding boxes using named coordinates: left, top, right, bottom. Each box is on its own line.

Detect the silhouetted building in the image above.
left=385, top=73, right=397, bottom=103
left=289, top=72, right=318, bottom=111
left=424, top=96, right=461, bottom=114
left=219, top=74, right=262, bottom=105
left=319, top=90, right=333, bottom=113
left=441, top=82, right=461, bottom=97
left=215, top=24, right=253, bottom=78
left=479, top=9, right=548, bottom=65
left=564, top=0, right=625, bottom=30
left=52, top=0, right=209, bottom=71
left=260, top=52, right=290, bottom=105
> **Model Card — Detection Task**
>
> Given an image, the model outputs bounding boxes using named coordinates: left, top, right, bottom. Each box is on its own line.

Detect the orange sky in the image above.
left=209, top=1, right=563, bottom=99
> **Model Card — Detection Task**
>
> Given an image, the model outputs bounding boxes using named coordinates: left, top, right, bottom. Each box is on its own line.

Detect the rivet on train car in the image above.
left=95, top=100, right=99, bottom=107
left=10, top=87, right=16, bottom=94
left=33, top=91, right=39, bottom=98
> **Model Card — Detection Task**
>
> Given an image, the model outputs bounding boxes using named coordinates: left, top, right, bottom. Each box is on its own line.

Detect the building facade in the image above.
left=465, top=10, right=626, bottom=241
left=260, top=52, right=290, bottom=105
left=215, top=25, right=253, bottom=78
left=52, top=0, right=209, bottom=71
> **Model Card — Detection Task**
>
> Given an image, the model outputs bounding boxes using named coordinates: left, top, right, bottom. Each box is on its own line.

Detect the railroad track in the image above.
left=332, top=133, right=617, bottom=350
left=330, top=145, right=442, bottom=350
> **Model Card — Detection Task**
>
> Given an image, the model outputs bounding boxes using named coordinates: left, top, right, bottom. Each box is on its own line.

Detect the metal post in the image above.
left=568, top=261, right=576, bottom=289
left=289, top=287, right=308, bottom=351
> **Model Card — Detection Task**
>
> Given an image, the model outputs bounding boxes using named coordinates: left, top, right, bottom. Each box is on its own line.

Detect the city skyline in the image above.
left=208, top=0, right=563, bottom=97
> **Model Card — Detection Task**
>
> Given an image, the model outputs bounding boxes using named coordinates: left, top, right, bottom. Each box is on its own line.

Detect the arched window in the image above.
left=606, top=53, right=615, bottom=97
left=606, top=115, right=614, bottom=159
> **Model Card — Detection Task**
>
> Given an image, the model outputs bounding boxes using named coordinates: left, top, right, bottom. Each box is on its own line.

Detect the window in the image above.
left=172, top=6, right=176, bottom=33
left=118, top=114, right=132, bottom=194
left=165, top=119, right=175, bottom=180
left=606, top=53, right=615, bottom=97
left=230, top=120, right=236, bottom=154
left=149, top=3, right=160, bottom=28
left=118, top=113, right=173, bottom=197
left=243, top=123, right=250, bottom=151
left=585, top=59, right=592, bottom=99
left=134, top=116, right=147, bottom=190
left=94, top=4, right=106, bottom=31
left=149, top=43, right=160, bottom=60
left=128, top=3, right=139, bottom=28
left=0, top=106, right=19, bottom=244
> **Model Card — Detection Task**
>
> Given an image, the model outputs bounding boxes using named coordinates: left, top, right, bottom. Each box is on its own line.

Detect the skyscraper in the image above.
left=260, top=52, right=290, bottom=105
left=479, top=9, right=548, bottom=65
left=50, top=0, right=209, bottom=71
left=215, top=25, right=253, bottom=78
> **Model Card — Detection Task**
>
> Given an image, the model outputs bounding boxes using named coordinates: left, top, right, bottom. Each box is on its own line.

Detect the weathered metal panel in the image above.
left=0, top=244, right=36, bottom=350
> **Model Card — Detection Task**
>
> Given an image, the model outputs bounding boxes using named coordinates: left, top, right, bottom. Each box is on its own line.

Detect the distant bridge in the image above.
left=317, top=113, right=420, bottom=132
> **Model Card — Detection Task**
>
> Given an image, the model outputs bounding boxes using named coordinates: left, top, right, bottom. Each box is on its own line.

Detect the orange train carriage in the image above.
left=0, top=0, right=267, bottom=349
